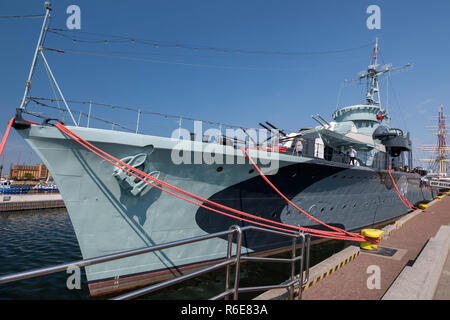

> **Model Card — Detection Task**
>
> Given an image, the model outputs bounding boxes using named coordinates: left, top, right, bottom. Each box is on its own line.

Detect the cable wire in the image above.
left=47, top=27, right=374, bottom=57
left=0, top=14, right=44, bottom=19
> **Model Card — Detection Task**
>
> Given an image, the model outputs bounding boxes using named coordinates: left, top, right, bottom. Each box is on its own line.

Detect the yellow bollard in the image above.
left=418, top=204, right=428, bottom=210
left=360, top=229, right=384, bottom=251
left=436, top=196, right=442, bottom=200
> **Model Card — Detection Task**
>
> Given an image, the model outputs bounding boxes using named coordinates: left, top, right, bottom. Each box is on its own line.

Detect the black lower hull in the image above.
left=195, top=160, right=434, bottom=251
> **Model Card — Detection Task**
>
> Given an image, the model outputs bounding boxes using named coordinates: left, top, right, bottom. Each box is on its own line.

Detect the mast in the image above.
left=418, top=105, right=449, bottom=177
left=17, top=1, right=78, bottom=126
left=19, top=1, right=52, bottom=110
left=366, top=37, right=381, bottom=107
left=343, top=38, right=412, bottom=112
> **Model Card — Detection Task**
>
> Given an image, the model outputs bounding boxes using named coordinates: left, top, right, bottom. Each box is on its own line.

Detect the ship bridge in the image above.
left=332, top=104, right=390, bottom=136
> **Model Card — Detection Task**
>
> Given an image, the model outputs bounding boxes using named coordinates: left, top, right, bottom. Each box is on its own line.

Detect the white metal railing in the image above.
left=0, top=225, right=310, bottom=300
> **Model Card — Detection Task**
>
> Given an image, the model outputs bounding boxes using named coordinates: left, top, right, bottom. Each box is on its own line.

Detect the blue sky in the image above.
left=1, top=0, right=449, bottom=174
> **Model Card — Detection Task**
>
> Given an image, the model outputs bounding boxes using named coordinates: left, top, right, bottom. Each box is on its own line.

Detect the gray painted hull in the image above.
left=17, top=124, right=433, bottom=295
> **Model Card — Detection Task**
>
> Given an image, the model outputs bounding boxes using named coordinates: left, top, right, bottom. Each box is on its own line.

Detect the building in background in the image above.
left=8, top=163, right=50, bottom=181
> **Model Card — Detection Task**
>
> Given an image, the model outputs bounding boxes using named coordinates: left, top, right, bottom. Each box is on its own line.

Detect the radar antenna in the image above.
left=344, top=37, right=412, bottom=109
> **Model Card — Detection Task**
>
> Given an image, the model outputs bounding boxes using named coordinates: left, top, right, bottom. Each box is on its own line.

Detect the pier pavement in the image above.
left=255, top=195, right=450, bottom=300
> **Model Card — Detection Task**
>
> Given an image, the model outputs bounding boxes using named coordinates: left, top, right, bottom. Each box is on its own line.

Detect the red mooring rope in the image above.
left=387, top=167, right=418, bottom=211
left=240, top=147, right=364, bottom=239
left=423, top=184, right=447, bottom=195
left=55, top=122, right=371, bottom=242
left=0, top=117, right=15, bottom=158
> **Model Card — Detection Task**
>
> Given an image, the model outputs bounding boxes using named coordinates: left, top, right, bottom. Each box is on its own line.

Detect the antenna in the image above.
left=343, top=38, right=412, bottom=110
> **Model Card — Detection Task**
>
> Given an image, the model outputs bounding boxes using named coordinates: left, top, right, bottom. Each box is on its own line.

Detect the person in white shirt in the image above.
left=349, top=146, right=357, bottom=165
left=295, top=138, right=304, bottom=156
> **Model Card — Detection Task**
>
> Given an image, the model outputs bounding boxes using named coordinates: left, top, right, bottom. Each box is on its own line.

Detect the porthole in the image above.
left=330, top=207, right=334, bottom=211
left=320, top=208, right=325, bottom=212
left=216, top=167, right=223, bottom=172
left=342, top=204, right=347, bottom=209
left=249, top=169, right=255, bottom=174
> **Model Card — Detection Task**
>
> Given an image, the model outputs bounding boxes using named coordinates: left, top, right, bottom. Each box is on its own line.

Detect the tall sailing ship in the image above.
left=9, top=3, right=433, bottom=296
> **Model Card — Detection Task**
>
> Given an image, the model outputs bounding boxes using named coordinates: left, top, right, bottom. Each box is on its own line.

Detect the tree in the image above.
left=23, top=173, right=34, bottom=180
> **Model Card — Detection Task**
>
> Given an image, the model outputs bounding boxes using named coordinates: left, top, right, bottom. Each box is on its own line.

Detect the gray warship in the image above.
left=10, top=4, right=433, bottom=296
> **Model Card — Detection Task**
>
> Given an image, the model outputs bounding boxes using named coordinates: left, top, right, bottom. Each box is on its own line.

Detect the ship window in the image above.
left=216, top=167, right=223, bottom=172
left=249, top=169, right=255, bottom=174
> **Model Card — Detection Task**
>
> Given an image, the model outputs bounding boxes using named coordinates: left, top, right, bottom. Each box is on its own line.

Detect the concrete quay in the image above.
left=0, top=193, right=65, bottom=212
left=254, top=195, right=450, bottom=300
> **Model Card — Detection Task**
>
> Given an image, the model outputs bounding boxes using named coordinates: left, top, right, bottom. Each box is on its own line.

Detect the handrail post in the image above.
left=289, top=234, right=297, bottom=300
left=136, top=109, right=141, bottom=134
left=305, top=234, right=311, bottom=284
left=298, top=233, right=311, bottom=300
left=225, top=225, right=238, bottom=300
left=87, top=100, right=92, bottom=128
left=297, top=232, right=305, bottom=300
left=232, top=225, right=243, bottom=300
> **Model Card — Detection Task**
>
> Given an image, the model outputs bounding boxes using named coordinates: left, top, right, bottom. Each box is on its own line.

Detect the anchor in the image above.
left=112, top=153, right=160, bottom=197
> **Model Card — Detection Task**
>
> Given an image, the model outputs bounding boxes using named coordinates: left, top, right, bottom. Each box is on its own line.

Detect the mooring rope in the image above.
left=54, top=121, right=371, bottom=242
left=387, top=167, right=418, bottom=211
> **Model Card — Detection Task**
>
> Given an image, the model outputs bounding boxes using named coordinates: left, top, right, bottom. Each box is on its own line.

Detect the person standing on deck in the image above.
left=349, top=146, right=357, bottom=165
left=295, top=138, right=304, bottom=156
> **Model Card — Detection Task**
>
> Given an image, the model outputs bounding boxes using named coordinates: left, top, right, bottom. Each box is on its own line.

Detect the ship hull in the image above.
left=16, top=124, right=434, bottom=296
